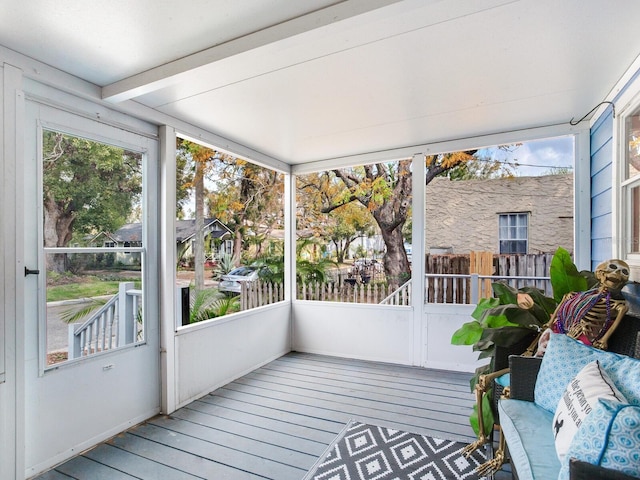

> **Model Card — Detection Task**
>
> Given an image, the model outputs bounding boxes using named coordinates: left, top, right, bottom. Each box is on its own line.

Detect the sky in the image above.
left=478, top=135, right=574, bottom=177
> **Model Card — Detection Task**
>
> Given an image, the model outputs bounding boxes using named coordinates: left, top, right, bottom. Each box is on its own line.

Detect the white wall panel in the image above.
left=423, top=304, right=484, bottom=373
left=175, top=303, right=291, bottom=408
left=292, top=302, right=414, bottom=365
left=293, top=301, right=483, bottom=373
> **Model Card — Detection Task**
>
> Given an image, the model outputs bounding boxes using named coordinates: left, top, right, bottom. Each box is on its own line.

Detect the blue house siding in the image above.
left=590, top=107, right=615, bottom=270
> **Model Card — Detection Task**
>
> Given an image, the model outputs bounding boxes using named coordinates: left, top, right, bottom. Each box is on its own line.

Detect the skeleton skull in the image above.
left=595, top=259, right=630, bottom=291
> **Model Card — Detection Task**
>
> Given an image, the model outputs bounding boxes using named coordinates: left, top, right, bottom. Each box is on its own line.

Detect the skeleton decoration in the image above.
left=551, top=259, right=630, bottom=349
left=465, top=259, right=630, bottom=477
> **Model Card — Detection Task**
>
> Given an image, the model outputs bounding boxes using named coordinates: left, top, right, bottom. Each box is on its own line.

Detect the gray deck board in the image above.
left=34, top=352, right=510, bottom=480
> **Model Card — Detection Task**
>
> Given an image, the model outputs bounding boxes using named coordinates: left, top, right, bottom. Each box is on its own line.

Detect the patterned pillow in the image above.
left=552, top=361, right=627, bottom=462
left=534, top=334, right=640, bottom=413
left=557, top=398, right=640, bottom=480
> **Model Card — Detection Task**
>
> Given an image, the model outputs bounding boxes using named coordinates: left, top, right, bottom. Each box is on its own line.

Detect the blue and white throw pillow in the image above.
left=534, top=334, right=640, bottom=413
left=557, top=398, right=640, bottom=480
left=552, top=361, right=627, bottom=462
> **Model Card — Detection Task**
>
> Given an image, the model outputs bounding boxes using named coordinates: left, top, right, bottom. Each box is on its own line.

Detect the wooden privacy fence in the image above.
left=425, top=251, right=554, bottom=302
left=425, top=273, right=553, bottom=304
left=425, top=252, right=554, bottom=278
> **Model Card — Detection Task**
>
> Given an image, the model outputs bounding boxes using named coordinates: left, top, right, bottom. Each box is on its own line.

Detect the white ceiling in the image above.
left=1, top=0, right=640, bottom=165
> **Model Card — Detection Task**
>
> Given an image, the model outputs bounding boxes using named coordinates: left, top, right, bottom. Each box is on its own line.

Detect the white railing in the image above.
left=425, top=273, right=552, bottom=305
left=379, top=279, right=412, bottom=305
left=68, top=282, right=142, bottom=359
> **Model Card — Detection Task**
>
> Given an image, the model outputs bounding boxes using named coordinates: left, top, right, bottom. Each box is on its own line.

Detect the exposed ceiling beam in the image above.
left=102, top=0, right=403, bottom=103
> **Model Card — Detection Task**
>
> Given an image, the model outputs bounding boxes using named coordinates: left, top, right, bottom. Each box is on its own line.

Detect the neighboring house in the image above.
left=424, top=174, right=573, bottom=255
left=91, top=218, right=233, bottom=265
left=174, top=218, right=233, bottom=264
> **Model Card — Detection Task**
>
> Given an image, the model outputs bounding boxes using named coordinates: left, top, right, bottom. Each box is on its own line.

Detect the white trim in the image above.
left=159, top=125, right=177, bottom=414
left=613, top=86, right=640, bottom=267
left=411, top=153, right=425, bottom=367
left=102, top=0, right=403, bottom=102
left=594, top=52, right=640, bottom=128
left=285, top=173, right=294, bottom=304
left=612, top=103, right=624, bottom=260
left=1, top=62, right=24, bottom=480
left=573, top=131, right=591, bottom=270
left=0, top=46, right=290, bottom=174
left=176, top=131, right=290, bottom=174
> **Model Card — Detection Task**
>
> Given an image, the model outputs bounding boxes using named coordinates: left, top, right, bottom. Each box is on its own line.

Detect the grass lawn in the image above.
left=47, top=280, right=142, bottom=302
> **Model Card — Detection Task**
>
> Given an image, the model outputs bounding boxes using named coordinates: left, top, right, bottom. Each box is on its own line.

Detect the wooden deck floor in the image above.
left=34, top=352, right=510, bottom=479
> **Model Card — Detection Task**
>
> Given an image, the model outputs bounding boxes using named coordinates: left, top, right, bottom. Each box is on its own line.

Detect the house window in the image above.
left=624, top=105, right=640, bottom=259
left=498, top=213, right=528, bottom=254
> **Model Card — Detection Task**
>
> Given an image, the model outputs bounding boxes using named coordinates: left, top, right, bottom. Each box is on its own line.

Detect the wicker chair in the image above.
left=507, top=313, right=640, bottom=479
left=470, top=312, right=640, bottom=477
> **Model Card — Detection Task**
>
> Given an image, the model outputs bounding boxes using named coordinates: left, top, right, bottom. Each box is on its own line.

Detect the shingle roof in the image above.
left=113, top=218, right=231, bottom=243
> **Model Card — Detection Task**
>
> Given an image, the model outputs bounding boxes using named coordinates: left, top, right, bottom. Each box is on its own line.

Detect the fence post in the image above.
left=118, top=282, right=135, bottom=345
left=68, top=324, right=81, bottom=359
left=470, top=273, right=479, bottom=304
left=180, top=286, right=190, bottom=326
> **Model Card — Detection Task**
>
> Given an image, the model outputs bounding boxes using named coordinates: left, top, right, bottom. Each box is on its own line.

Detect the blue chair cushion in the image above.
left=498, top=398, right=560, bottom=480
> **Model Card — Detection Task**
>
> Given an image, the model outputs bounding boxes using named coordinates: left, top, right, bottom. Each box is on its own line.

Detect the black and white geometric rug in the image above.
left=303, top=420, right=489, bottom=480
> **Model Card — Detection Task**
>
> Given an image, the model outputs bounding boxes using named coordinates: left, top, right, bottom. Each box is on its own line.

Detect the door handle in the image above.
left=24, top=267, right=40, bottom=276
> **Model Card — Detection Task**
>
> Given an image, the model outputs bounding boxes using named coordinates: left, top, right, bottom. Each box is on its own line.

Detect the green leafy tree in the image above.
left=43, top=131, right=142, bottom=272
left=205, top=156, right=284, bottom=265
left=323, top=154, right=477, bottom=286
left=176, top=139, right=284, bottom=293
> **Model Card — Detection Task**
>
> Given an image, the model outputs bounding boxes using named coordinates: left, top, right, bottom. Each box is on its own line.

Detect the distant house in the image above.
left=91, top=218, right=233, bottom=265
left=424, top=174, right=573, bottom=255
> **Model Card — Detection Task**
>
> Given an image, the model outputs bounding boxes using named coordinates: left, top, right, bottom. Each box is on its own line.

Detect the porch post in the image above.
left=284, top=173, right=294, bottom=303
left=573, top=128, right=591, bottom=270
left=159, top=125, right=177, bottom=414
left=117, top=282, right=135, bottom=345
left=411, top=153, right=426, bottom=366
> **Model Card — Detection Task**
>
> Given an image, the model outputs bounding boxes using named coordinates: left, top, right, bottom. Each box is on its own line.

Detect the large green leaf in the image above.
left=477, top=349, right=495, bottom=360
left=492, top=282, right=518, bottom=305
left=520, top=286, right=558, bottom=318
left=470, top=297, right=501, bottom=321
left=480, top=325, right=535, bottom=348
left=550, top=246, right=588, bottom=302
left=450, top=321, right=483, bottom=345
left=480, top=304, right=540, bottom=329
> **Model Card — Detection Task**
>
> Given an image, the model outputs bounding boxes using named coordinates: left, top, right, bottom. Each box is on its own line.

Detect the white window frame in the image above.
left=38, top=120, right=152, bottom=371
left=498, top=212, right=529, bottom=254
left=614, top=87, right=640, bottom=270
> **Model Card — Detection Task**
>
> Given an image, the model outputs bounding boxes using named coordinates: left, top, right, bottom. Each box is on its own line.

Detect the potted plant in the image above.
left=451, top=247, right=593, bottom=437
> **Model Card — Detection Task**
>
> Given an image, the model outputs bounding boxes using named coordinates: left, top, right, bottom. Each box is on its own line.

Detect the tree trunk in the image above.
left=232, top=228, right=243, bottom=267
left=371, top=159, right=412, bottom=288
left=43, top=194, right=75, bottom=273
left=378, top=225, right=410, bottom=288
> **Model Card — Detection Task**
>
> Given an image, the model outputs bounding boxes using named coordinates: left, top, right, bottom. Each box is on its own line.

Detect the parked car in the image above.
left=218, top=266, right=264, bottom=294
